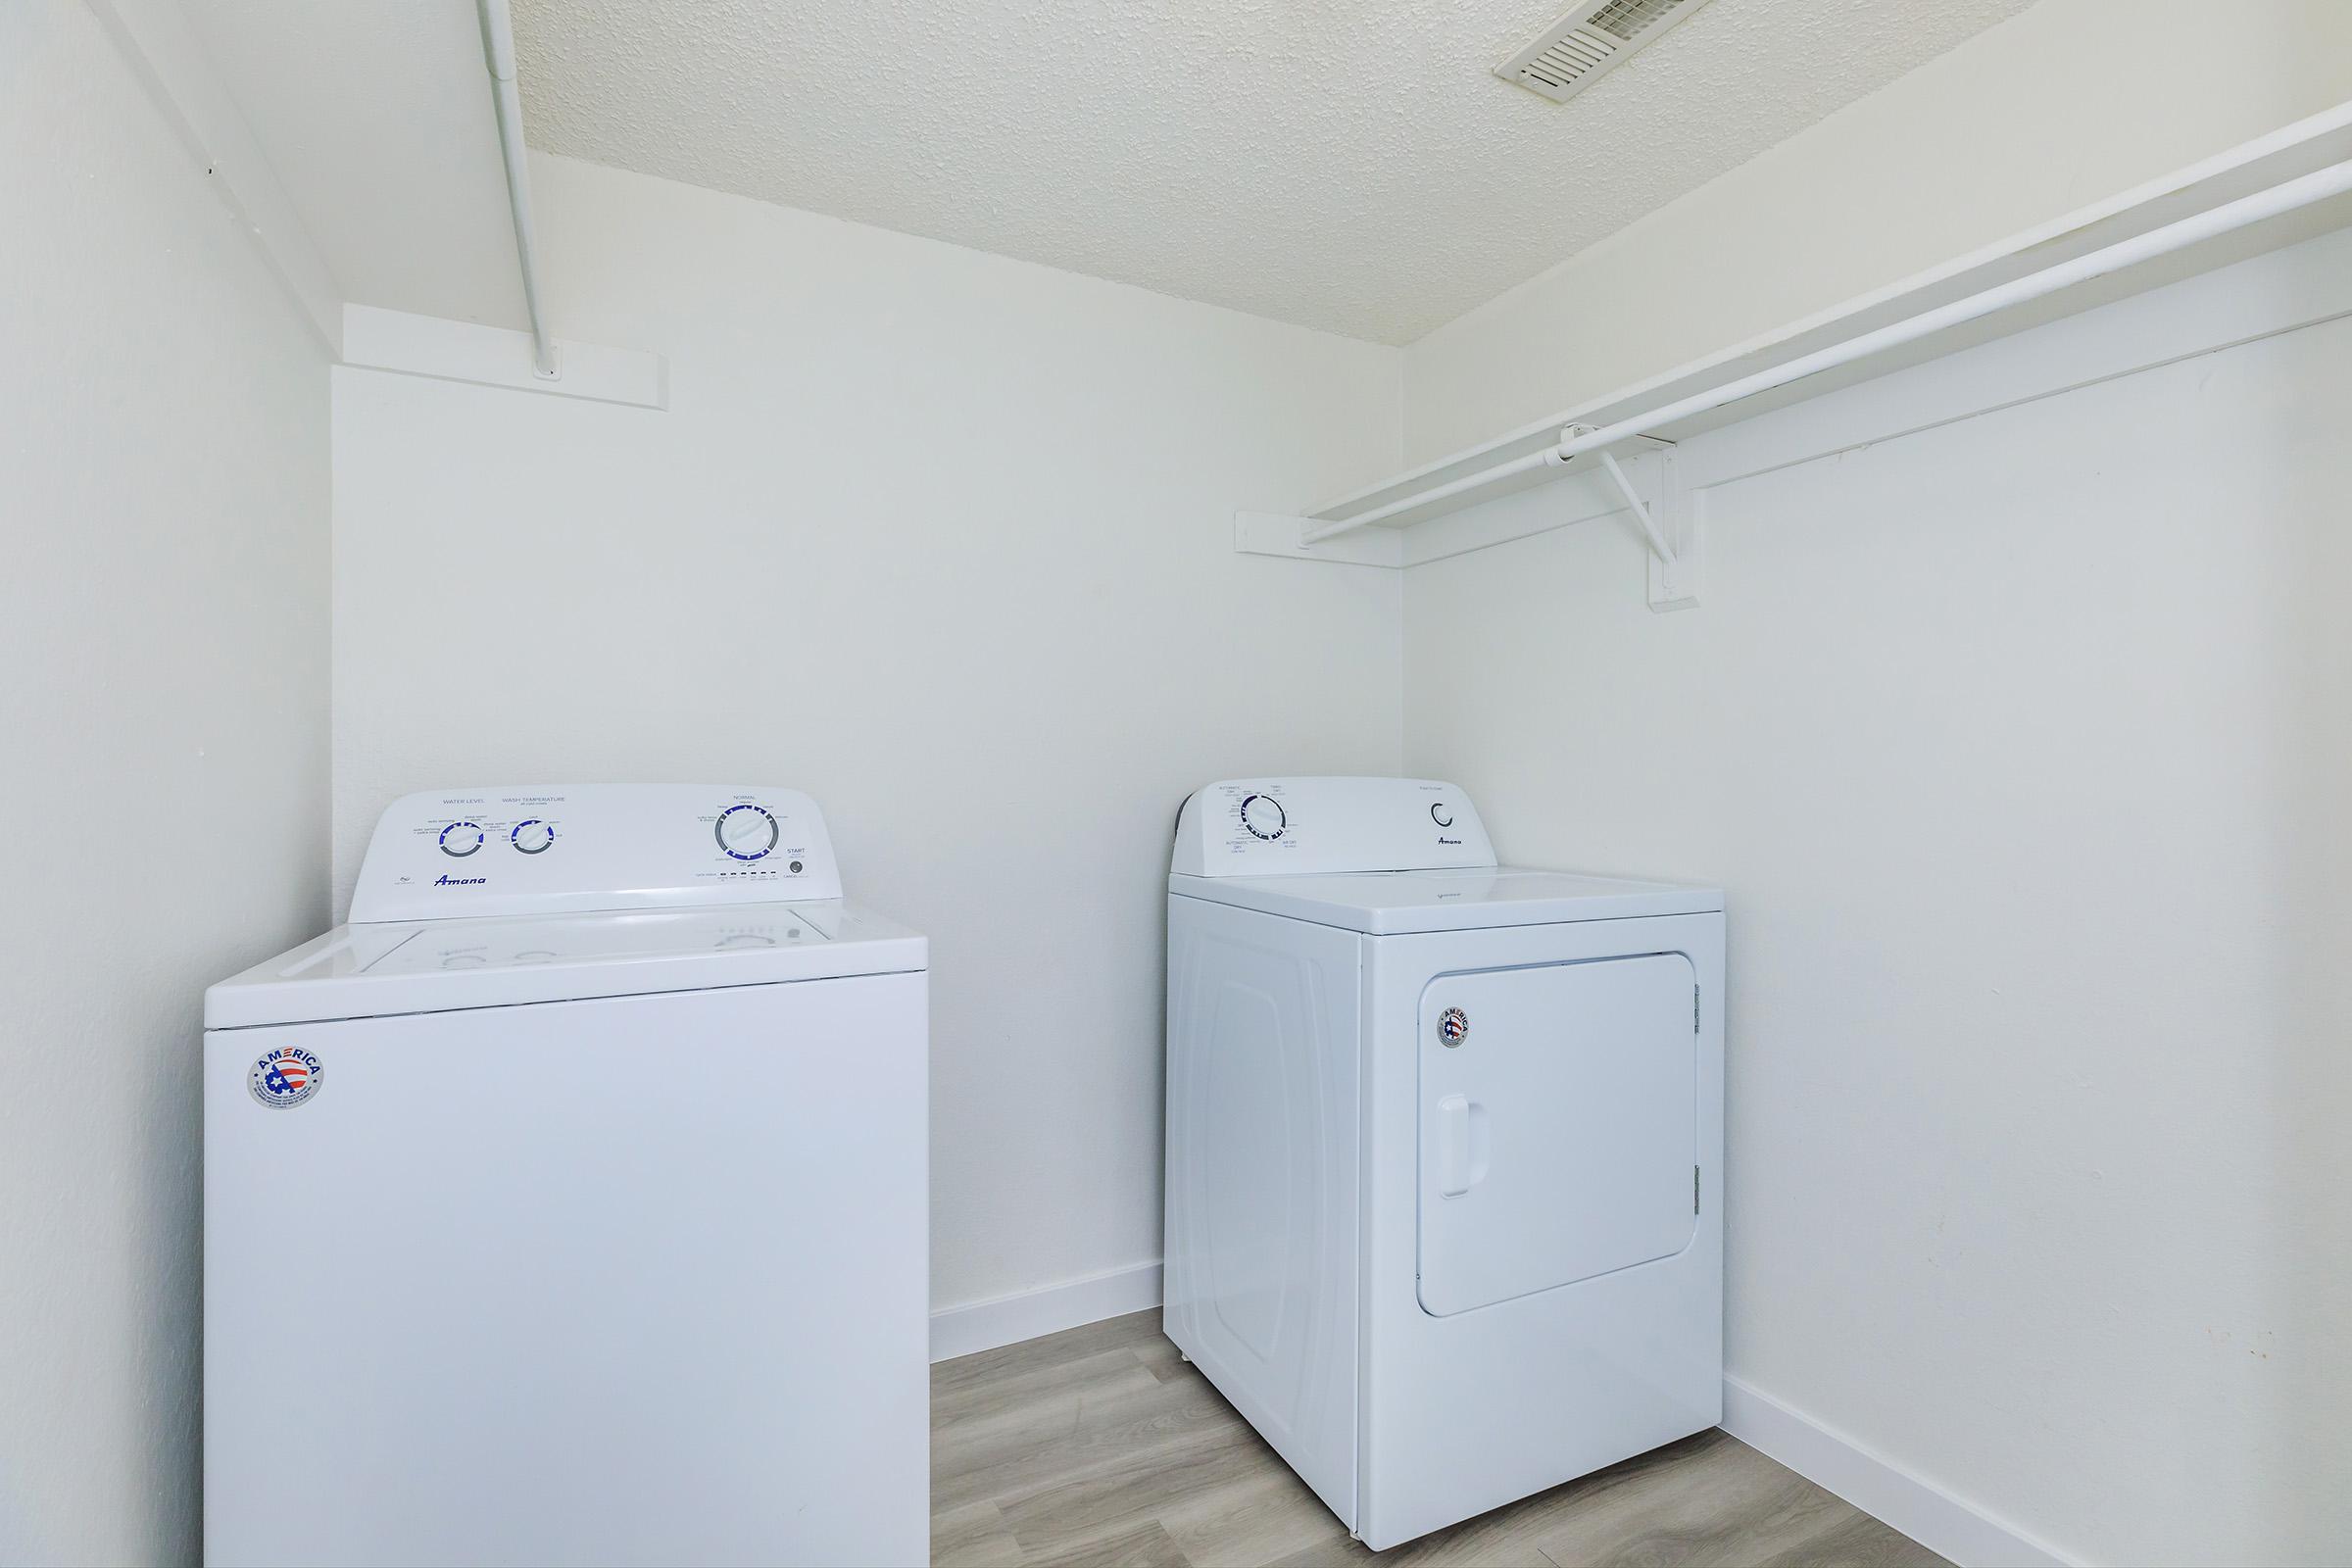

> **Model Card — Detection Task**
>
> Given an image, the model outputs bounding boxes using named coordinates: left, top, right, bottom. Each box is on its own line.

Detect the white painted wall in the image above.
left=330, top=153, right=1404, bottom=1318
left=1404, top=0, right=2352, bottom=464
left=0, top=4, right=330, bottom=1563
left=1401, top=229, right=2352, bottom=1564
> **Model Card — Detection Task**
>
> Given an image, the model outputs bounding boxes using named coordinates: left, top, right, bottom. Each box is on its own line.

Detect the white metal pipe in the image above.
left=1301, top=446, right=1559, bottom=540
left=1304, top=155, right=2352, bottom=545
left=475, top=0, right=556, bottom=376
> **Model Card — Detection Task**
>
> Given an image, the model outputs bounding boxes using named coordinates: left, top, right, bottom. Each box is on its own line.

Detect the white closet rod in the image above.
left=1303, top=155, right=2352, bottom=546
left=475, top=0, right=556, bottom=377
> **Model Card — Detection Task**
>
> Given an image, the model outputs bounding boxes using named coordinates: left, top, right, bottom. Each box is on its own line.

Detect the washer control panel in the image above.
left=348, top=784, right=844, bottom=923
left=1171, top=777, right=1495, bottom=877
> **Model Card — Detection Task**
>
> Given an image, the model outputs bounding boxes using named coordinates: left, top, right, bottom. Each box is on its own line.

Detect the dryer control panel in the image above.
left=348, top=784, right=843, bottom=923
left=1171, top=777, right=1496, bottom=877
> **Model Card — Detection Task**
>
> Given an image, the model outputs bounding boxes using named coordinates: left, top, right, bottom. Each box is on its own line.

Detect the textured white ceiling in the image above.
left=180, top=0, right=527, bottom=329
left=512, top=0, right=2035, bottom=345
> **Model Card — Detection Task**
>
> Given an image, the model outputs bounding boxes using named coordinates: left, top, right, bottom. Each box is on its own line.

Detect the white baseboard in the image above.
left=1721, top=1375, right=2080, bottom=1568
left=929, top=1260, right=1163, bottom=1363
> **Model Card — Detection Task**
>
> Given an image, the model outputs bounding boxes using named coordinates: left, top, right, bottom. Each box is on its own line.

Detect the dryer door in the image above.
left=1417, top=954, right=1696, bottom=1316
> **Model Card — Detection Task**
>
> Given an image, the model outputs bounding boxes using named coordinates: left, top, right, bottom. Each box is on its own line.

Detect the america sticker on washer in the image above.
left=249, top=1046, right=323, bottom=1108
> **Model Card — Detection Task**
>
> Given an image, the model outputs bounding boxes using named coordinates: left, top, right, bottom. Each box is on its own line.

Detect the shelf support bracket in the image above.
left=1577, top=428, right=1700, bottom=612
left=1596, top=448, right=1676, bottom=566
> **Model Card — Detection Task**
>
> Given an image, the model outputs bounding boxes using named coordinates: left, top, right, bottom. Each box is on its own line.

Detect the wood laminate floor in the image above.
left=932, top=1310, right=1948, bottom=1568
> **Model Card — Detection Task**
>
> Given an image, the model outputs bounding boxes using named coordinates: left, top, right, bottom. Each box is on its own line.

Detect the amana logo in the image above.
left=433, top=874, right=487, bottom=887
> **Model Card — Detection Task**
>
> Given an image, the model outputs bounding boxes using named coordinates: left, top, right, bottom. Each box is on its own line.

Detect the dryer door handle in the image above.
left=1436, top=1095, right=1491, bottom=1198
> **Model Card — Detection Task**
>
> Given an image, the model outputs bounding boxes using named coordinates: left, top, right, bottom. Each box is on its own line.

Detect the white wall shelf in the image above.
left=1241, top=100, right=2352, bottom=605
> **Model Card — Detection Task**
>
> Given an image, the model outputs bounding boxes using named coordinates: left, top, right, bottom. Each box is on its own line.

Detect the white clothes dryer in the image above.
left=1163, top=777, right=1724, bottom=1550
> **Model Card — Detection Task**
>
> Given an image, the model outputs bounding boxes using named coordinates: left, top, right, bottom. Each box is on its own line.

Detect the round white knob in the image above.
left=511, top=819, right=555, bottom=855
left=1241, top=794, right=1286, bottom=841
left=716, top=804, right=778, bottom=860
left=438, top=821, right=484, bottom=858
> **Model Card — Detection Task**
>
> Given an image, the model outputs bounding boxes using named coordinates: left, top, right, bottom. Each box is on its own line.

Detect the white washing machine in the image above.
left=203, top=785, right=927, bottom=1568
left=1163, top=777, right=1724, bottom=1551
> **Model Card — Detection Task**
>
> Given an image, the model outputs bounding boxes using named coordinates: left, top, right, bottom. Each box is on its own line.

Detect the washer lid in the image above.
left=1167, top=866, right=1721, bottom=935
left=205, top=901, right=926, bottom=1029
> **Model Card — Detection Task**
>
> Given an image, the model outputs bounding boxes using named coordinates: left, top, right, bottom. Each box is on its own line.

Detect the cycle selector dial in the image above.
left=1240, top=794, right=1287, bottom=841
left=438, top=822, right=484, bottom=858
left=716, top=804, right=779, bottom=861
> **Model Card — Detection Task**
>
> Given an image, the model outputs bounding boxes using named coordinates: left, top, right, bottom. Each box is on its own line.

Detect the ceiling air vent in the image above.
left=1494, top=0, right=1717, bottom=103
